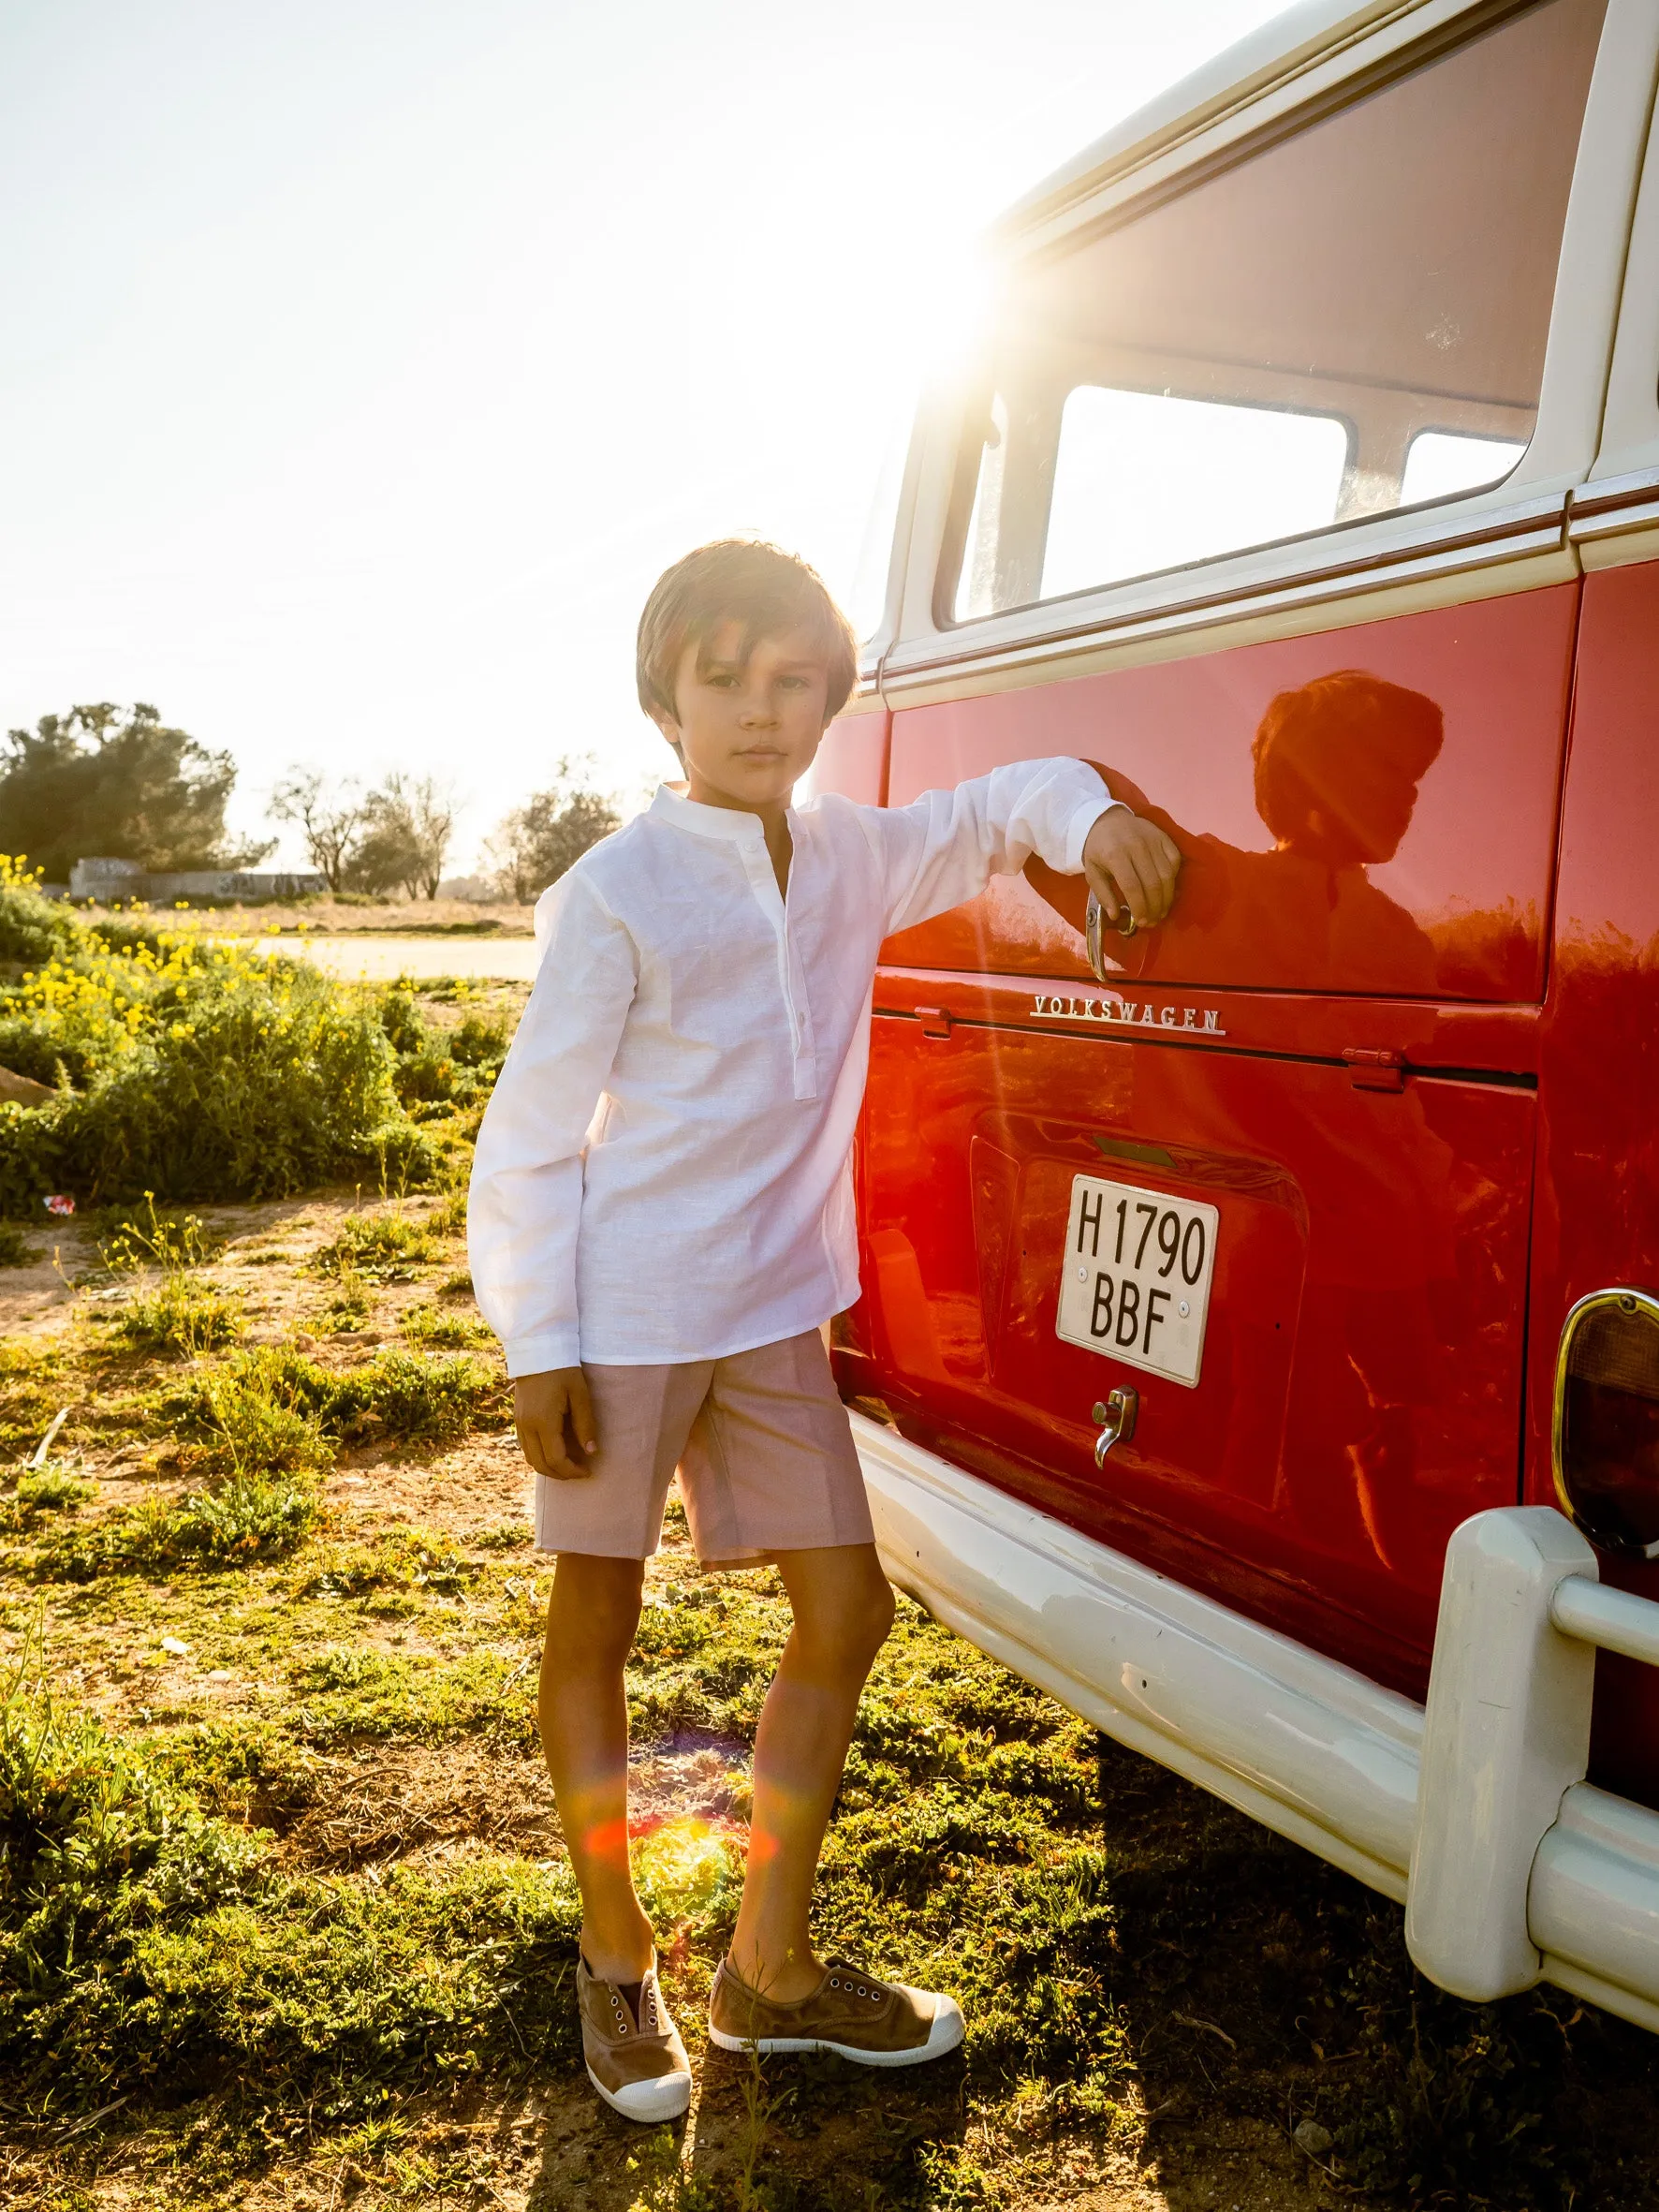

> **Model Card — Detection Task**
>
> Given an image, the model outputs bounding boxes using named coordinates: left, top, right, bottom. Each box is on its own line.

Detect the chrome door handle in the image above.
left=1092, top=1385, right=1138, bottom=1468
left=1085, top=888, right=1138, bottom=983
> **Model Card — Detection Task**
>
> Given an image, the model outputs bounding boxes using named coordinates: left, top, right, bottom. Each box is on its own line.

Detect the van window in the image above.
left=949, top=0, right=1608, bottom=623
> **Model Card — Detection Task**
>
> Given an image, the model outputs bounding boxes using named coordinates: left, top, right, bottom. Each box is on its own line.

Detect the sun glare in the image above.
left=0, top=1, right=1291, bottom=857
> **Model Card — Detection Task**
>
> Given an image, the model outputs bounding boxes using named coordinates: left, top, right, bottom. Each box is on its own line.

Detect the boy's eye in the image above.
left=778, top=675, right=810, bottom=691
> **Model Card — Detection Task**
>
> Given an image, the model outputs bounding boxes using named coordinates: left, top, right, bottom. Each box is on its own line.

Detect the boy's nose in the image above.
left=738, top=700, right=778, bottom=728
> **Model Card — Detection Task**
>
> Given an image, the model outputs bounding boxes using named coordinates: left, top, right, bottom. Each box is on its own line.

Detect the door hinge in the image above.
left=917, top=1007, right=953, bottom=1040
left=1343, top=1047, right=1406, bottom=1092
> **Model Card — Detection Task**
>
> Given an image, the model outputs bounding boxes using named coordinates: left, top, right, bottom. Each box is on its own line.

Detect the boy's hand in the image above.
left=1082, top=807, right=1182, bottom=928
left=514, top=1366, right=597, bottom=1481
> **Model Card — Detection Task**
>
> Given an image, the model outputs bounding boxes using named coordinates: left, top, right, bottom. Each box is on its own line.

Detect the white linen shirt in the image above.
left=468, top=759, right=1115, bottom=1375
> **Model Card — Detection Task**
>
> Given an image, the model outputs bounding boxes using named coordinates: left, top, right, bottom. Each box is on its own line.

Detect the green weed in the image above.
left=474, top=1521, right=530, bottom=1551
left=315, top=1210, right=436, bottom=1282
left=114, top=1272, right=244, bottom=1355
left=97, top=1192, right=215, bottom=1273
left=140, top=1472, right=323, bottom=1566
left=154, top=1342, right=503, bottom=1472
left=345, top=1345, right=501, bottom=1443
left=427, top=1186, right=468, bottom=1234
left=0, top=907, right=435, bottom=1210
left=39, top=1472, right=324, bottom=1580
left=301, top=1525, right=478, bottom=1600
left=160, top=1349, right=336, bottom=1483
left=13, top=1467, right=95, bottom=1512
left=379, top=992, right=507, bottom=1113
left=292, top=1644, right=531, bottom=1740
left=0, top=1222, right=40, bottom=1268
left=318, top=1253, right=373, bottom=1328
left=400, top=1301, right=488, bottom=1349
left=0, top=854, right=81, bottom=963
left=0, top=1629, right=268, bottom=2103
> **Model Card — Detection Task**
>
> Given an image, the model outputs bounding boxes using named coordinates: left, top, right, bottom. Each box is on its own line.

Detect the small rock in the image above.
left=160, top=1635, right=192, bottom=1657
left=206, top=1668, right=235, bottom=1682
left=0, top=1064, right=53, bottom=1107
left=1294, top=2118, right=1333, bottom=2158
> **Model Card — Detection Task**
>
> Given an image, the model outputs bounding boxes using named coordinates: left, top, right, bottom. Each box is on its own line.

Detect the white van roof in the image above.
left=993, top=0, right=1447, bottom=240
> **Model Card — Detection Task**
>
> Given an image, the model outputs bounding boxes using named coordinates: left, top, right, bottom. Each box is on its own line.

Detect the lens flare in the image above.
left=629, top=1811, right=747, bottom=1917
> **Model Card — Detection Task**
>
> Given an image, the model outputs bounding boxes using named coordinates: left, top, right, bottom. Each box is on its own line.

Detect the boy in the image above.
left=469, top=539, right=1182, bottom=2121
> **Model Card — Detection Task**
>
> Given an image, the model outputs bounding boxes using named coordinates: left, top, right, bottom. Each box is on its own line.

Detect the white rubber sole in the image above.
left=585, top=2061, right=692, bottom=2122
left=708, top=1995, right=965, bottom=2069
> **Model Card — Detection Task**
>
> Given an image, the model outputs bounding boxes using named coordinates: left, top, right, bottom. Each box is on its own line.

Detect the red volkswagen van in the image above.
left=815, top=0, right=1659, bottom=2032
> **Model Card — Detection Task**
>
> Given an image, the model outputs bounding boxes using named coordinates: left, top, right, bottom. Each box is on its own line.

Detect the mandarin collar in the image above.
left=648, top=782, right=794, bottom=843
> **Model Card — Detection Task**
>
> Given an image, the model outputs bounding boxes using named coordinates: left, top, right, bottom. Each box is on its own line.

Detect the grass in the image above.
left=144, top=1342, right=505, bottom=1480
left=401, top=1301, right=490, bottom=1349
left=3, top=973, right=1658, bottom=2209
left=114, top=1271, right=245, bottom=1353
left=316, top=1209, right=438, bottom=1282
left=13, top=1465, right=96, bottom=1512
left=39, top=1469, right=327, bottom=1578
left=0, top=1633, right=581, bottom=2139
left=11, top=1489, right=1658, bottom=2210
left=0, top=857, right=450, bottom=1212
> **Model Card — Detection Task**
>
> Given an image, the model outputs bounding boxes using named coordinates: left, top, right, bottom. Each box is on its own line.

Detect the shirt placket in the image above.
left=740, top=841, right=817, bottom=1102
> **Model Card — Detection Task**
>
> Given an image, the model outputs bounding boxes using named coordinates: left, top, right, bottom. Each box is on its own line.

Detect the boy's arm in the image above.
left=467, top=871, right=637, bottom=1426
left=878, top=757, right=1180, bottom=937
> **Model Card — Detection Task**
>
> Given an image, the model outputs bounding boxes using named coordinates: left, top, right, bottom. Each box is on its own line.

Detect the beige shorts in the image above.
left=532, top=1328, right=874, bottom=1569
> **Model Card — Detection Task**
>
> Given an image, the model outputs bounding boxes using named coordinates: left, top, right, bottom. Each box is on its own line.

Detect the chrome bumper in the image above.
left=852, top=1412, right=1659, bottom=2036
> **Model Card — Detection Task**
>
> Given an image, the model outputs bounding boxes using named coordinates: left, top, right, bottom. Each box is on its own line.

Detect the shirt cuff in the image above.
left=504, top=1330, right=582, bottom=1379
left=1063, top=794, right=1125, bottom=874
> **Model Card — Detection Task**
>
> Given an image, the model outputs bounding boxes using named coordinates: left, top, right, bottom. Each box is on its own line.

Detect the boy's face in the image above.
left=654, top=620, right=831, bottom=813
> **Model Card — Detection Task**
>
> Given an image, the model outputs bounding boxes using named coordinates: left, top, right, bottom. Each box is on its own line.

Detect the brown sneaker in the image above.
left=708, top=1954, right=964, bottom=2068
left=577, top=1954, right=692, bottom=2121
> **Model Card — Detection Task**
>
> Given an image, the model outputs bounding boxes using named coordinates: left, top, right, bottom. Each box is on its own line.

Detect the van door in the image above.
left=841, top=0, right=1616, bottom=1694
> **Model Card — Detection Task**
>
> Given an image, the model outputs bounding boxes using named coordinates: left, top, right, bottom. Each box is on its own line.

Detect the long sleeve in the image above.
left=467, top=870, right=639, bottom=1377
left=877, top=757, right=1119, bottom=936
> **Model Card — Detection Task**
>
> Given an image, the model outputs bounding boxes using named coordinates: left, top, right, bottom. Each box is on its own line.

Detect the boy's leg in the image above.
left=727, top=1541, right=895, bottom=2001
left=539, top=1550, right=655, bottom=1981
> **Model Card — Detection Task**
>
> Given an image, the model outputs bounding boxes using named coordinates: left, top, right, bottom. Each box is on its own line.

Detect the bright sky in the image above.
left=0, top=0, right=1287, bottom=873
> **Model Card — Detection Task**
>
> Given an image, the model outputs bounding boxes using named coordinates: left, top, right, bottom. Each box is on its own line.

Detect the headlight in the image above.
left=1552, top=1289, right=1659, bottom=1559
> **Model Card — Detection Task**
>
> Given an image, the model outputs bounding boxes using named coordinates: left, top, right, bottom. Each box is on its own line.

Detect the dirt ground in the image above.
left=4, top=1180, right=1658, bottom=2212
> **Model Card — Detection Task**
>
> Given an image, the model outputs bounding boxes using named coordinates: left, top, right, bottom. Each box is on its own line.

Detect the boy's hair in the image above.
left=636, top=539, right=859, bottom=729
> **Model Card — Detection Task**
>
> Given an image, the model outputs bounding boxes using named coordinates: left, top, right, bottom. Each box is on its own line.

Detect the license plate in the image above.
left=1054, top=1173, right=1219, bottom=1387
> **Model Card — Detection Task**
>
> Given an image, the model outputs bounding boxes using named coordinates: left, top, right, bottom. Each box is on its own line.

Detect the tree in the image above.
left=487, top=761, right=619, bottom=902
left=0, top=702, right=272, bottom=882
left=270, top=769, right=367, bottom=893
left=346, top=774, right=457, bottom=900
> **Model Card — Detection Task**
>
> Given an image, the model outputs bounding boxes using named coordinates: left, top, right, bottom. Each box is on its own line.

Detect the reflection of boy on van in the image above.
left=1122, top=671, right=1446, bottom=995
left=1055, top=674, right=1459, bottom=1584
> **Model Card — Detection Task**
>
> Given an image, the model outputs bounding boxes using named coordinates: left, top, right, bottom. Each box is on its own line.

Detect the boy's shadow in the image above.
left=521, top=2036, right=970, bottom=2208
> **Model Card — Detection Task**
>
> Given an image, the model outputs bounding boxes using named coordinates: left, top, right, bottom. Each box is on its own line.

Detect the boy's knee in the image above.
left=794, top=1569, right=894, bottom=1674
left=544, top=1556, right=644, bottom=1671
